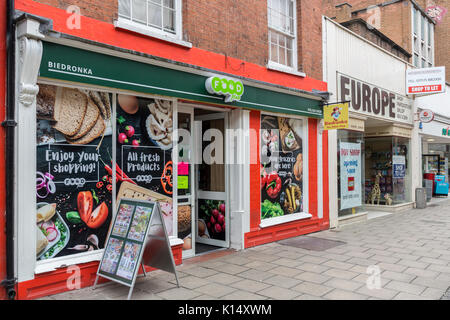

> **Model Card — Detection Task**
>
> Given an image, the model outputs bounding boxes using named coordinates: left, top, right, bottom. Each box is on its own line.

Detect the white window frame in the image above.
left=267, top=0, right=300, bottom=75
left=258, top=111, right=311, bottom=229
left=411, top=6, right=434, bottom=68
left=115, top=0, right=192, bottom=48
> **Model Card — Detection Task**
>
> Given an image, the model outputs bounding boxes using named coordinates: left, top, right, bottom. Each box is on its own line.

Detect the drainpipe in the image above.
left=1, top=0, right=17, bottom=300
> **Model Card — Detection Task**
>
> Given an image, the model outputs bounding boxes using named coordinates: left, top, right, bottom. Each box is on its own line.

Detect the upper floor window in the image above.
left=412, top=6, right=434, bottom=68
left=268, top=0, right=297, bottom=70
left=118, top=0, right=181, bottom=38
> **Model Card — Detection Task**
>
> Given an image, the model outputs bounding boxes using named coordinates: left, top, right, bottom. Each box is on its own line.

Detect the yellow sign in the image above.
left=178, top=176, right=189, bottom=190
left=323, top=102, right=349, bottom=130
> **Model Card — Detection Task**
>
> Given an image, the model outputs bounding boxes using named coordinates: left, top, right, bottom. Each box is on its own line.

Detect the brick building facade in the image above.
left=323, top=0, right=450, bottom=81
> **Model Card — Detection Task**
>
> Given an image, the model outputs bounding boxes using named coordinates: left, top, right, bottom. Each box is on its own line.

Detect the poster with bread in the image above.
left=260, top=115, right=303, bottom=220
left=36, top=84, right=113, bottom=261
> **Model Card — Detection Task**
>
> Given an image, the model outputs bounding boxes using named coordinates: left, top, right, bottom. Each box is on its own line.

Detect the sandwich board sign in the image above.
left=94, top=198, right=179, bottom=299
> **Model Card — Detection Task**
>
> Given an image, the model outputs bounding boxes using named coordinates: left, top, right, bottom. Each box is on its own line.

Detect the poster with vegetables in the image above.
left=36, top=84, right=113, bottom=261
left=260, top=115, right=303, bottom=220
left=116, top=95, right=174, bottom=236
left=197, top=200, right=226, bottom=241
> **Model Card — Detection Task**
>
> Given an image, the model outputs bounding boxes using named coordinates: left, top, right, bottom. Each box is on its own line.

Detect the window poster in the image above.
left=339, top=142, right=362, bottom=210
left=115, top=95, right=173, bottom=236
left=36, top=84, right=113, bottom=261
left=260, top=115, right=303, bottom=220
left=392, top=155, right=406, bottom=178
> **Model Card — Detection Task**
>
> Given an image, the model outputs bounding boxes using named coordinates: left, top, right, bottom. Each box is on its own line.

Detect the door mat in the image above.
left=278, top=236, right=346, bottom=251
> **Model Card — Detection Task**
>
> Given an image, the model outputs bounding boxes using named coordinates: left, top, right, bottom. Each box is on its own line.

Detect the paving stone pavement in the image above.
left=43, top=199, right=450, bottom=300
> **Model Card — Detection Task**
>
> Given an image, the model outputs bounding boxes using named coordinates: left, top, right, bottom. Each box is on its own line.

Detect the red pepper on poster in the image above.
left=261, top=165, right=268, bottom=191
left=265, top=171, right=282, bottom=199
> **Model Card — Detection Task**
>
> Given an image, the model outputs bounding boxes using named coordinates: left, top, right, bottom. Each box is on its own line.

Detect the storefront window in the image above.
left=260, top=115, right=304, bottom=220
left=36, top=84, right=175, bottom=263
left=36, top=84, right=113, bottom=261
left=364, top=136, right=411, bottom=206
left=337, top=130, right=364, bottom=217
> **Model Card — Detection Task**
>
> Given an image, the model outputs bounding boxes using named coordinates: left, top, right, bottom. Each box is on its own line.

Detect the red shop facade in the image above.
left=2, top=0, right=330, bottom=299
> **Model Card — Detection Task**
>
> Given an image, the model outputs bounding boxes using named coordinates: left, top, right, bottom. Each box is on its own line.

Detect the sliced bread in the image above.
left=53, top=87, right=88, bottom=136
left=88, top=91, right=108, bottom=119
left=65, top=98, right=100, bottom=140
left=66, top=117, right=106, bottom=145
left=99, top=92, right=111, bottom=119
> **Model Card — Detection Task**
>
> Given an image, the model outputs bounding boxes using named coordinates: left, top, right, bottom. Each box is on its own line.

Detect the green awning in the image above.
left=39, top=41, right=323, bottom=118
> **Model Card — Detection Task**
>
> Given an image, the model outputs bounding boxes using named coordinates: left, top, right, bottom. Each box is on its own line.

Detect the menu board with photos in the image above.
left=98, top=199, right=155, bottom=286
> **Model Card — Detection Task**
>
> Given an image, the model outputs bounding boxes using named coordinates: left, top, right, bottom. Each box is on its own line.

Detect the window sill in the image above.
left=267, top=61, right=306, bottom=78
left=259, top=212, right=312, bottom=229
left=34, top=237, right=184, bottom=274
left=114, top=19, right=192, bottom=49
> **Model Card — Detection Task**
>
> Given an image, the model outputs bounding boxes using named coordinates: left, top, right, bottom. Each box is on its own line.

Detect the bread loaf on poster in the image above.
left=36, top=203, right=56, bottom=223
left=53, top=87, right=88, bottom=136
left=65, top=98, right=100, bottom=140
left=66, top=117, right=105, bottom=145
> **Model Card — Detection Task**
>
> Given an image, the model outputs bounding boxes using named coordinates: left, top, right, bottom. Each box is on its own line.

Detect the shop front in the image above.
left=323, top=17, right=420, bottom=228
left=13, top=17, right=329, bottom=299
left=418, top=108, right=450, bottom=198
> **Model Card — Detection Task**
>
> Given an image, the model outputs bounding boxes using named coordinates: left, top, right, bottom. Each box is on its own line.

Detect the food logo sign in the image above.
left=205, top=76, right=244, bottom=103
left=323, top=102, right=349, bottom=130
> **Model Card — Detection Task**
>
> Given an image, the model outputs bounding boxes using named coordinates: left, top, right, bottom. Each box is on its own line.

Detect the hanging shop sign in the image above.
left=339, top=142, right=362, bottom=210
left=323, top=102, right=349, bottom=130
left=205, top=76, right=244, bottom=103
left=337, top=73, right=413, bottom=125
left=418, top=109, right=435, bottom=123
left=406, top=66, right=446, bottom=95
left=39, top=42, right=323, bottom=118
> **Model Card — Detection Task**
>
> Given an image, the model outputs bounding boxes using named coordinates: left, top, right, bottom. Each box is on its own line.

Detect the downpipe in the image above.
left=1, top=0, right=17, bottom=300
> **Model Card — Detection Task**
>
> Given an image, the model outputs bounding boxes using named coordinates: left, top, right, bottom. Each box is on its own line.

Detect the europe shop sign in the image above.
left=339, top=142, right=362, bottom=210
left=338, top=73, right=413, bottom=124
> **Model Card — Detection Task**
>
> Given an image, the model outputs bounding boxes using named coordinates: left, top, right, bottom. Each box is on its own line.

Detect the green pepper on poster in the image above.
left=178, top=176, right=189, bottom=189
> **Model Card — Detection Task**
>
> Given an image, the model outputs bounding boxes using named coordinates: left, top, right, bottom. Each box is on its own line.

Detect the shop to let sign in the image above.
left=406, top=66, right=446, bottom=95
left=323, top=102, right=349, bottom=130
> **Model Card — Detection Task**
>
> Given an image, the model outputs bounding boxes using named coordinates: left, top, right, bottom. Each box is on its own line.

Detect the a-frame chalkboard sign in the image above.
left=93, top=198, right=179, bottom=300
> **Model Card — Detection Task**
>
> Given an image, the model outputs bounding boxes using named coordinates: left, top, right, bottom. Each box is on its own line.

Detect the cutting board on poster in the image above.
left=116, top=181, right=172, bottom=203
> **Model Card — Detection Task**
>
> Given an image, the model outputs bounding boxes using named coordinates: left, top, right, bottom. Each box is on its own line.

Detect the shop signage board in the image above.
left=39, top=41, right=324, bottom=118
left=337, top=72, right=413, bottom=125
left=339, top=142, right=362, bottom=210
left=205, top=76, right=244, bottom=102
left=393, top=155, right=406, bottom=178
left=323, top=102, right=349, bottom=130
left=406, top=67, right=446, bottom=95
left=95, top=198, right=179, bottom=300
left=418, top=109, right=435, bottom=123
